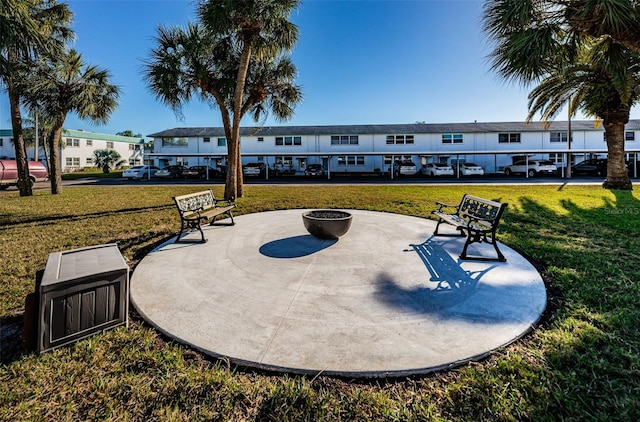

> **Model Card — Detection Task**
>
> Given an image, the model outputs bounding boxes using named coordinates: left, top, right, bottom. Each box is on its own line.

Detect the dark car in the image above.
left=571, top=158, right=633, bottom=176
left=304, top=164, right=325, bottom=177
left=181, top=165, right=219, bottom=179
left=572, top=159, right=607, bottom=176
left=155, top=165, right=186, bottom=178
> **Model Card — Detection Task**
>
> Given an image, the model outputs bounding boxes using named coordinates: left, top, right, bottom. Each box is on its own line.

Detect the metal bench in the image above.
left=173, top=189, right=236, bottom=243
left=432, top=194, right=508, bottom=262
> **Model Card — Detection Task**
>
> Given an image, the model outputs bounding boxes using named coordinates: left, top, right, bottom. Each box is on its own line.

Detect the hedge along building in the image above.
left=0, top=128, right=145, bottom=173
left=148, top=119, right=640, bottom=176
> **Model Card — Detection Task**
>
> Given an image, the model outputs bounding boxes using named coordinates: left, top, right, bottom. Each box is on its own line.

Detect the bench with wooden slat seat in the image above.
left=432, top=194, right=508, bottom=262
left=173, top=189, right=236, bottom=243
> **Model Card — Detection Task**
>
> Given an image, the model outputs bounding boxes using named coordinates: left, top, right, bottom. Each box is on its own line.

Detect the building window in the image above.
left=86, top=139, right=92, bottom=146
left=626, top=131, right=636, bottom=141
left=0, top=139, right=3, bottom=146
left=65, top=157, right=80, bottom=166
left=217, top=138, right=226, bottom=147
left=129, top=144, right=135, bottom=150
left=276, top=136, right=302, bottom=146
left=386, top=135, right=414, bottom=145
left=498, top=133, right=521, bottom=143
left=106, top=141, right=114, bottom=149
left=331, top=135, right=359, bottom=145
left=548, top=153, right=564, bottom=164
left=162, top=137, right=188, bottom=147
left=258, top=137, right=264, bottom=142
left=442, top=134, right=463, bottom=144
left=66, top=138, right=80, bottom=147
left=550, top=132, right=568, bottom=142
left=337, top=155, right=365, bottom=166
left=203, top=137, right=210, bottom=143
left=86, top=157, right=94, bottom=164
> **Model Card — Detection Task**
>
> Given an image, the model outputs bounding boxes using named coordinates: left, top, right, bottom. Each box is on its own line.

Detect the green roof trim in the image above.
left=62, top=129, right=144, bottom=144
left=1, top=128, right=144, bottom=144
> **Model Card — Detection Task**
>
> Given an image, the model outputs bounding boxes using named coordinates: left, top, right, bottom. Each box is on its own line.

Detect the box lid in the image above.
left=41, top=244, right=128, bottom=287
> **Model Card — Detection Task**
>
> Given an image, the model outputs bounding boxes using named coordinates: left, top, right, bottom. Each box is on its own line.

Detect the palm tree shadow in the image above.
left=375, top=236, right=496, bottom=315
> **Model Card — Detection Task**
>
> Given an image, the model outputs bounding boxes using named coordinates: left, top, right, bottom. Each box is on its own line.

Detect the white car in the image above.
left=455, top=162, right=484, bottom=176
left=392, top=160, right=418, bottom=176
left=122, top=165, right=159, bottom=180
left=504, top=160, right=557, bottom=177
left=422, top=163, right=454, bottom=177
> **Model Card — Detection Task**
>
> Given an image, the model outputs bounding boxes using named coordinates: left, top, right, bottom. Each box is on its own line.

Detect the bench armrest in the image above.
left=435, top=201, right=459, bottom=212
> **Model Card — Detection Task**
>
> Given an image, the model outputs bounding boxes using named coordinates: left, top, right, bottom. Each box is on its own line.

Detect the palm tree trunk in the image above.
left=602, top=109, right=632, bottom=190
left=8, top=80, right=33, bottom=197
left=228, top=40, right=253, bottom=199
left=47, top=124, right=64, bottom=194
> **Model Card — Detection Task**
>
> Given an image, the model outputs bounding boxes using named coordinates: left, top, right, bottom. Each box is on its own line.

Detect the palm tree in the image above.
left=144, top=0, right=301, bottom=199
left=526, top=39, right=640, bottom=190
left=25, top=49, right=120, bottom=194
left=0, top=0, right=73, bottom=196
left=564, top=0, right=640, bottom=53
left=93, top=149, right=124, bottom=173
left=483, top=0, right=638, bottom=190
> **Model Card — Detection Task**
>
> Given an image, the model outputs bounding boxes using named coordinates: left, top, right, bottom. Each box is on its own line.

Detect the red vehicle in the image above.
left=0, top=159, right=48, bottom=190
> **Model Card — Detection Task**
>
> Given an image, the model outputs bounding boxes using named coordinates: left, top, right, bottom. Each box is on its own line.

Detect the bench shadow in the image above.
left=259, top=235, right=337, bottom=258
left=375, top=236, right=497, bottom=314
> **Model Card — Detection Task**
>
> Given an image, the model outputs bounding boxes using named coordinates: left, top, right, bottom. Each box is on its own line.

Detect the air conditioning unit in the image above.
left=33, top=244, right=129, bottom=354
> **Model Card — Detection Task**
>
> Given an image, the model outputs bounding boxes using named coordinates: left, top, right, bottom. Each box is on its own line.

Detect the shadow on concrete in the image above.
left=259, top=235, right=337, bottom=258
left=375, top=237, right=497, bottom=314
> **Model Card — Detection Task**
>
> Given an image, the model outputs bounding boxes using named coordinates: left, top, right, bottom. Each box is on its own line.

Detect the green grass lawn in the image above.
left=1, top=184, right=639, bottom=421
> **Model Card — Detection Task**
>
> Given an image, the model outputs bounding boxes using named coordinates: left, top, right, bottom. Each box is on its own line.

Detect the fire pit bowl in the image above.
left=302, top=210, right=353, bottom=239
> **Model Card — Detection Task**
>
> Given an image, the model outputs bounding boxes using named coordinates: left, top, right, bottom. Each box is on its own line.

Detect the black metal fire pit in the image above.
left=302, top=210, right=353, bottom=239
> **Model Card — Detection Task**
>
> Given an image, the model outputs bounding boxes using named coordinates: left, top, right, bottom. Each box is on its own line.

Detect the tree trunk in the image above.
left=602, top=109, right=632, bottom=190
left=47, top=124, right=64, bottom=194
left=8, top=80, right=33, bottom=197
left=225, top=39, right=253, bottom=200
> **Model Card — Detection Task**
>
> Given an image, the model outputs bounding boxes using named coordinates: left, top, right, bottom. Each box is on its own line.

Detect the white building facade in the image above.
left=148, top=120, right=640, bottom=175
left=0, top=128, right=144, bottom=172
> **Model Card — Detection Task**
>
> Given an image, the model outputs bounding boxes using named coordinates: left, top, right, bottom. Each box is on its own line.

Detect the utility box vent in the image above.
left=36, top=244, right=129, bottom=353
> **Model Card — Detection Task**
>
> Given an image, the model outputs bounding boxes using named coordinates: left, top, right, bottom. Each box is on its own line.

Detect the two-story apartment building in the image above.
left=148, top=119, right=640, bottom=175
left=0, top=129, right=145, bottom=172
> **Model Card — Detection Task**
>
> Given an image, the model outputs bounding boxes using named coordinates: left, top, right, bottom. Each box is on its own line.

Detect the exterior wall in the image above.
left=0, top=129, right=144, bottom=173
left=60, top=134, right=142, bottom=173
left=149, top=122, right=640, bottom=174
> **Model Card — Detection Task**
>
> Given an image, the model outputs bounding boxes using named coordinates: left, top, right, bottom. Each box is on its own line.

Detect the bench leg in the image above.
left=459, top=230, right=506, bottom=262
left=175, top=218, right=207, bottom=243
left=210, top=210, right=235, bottom=226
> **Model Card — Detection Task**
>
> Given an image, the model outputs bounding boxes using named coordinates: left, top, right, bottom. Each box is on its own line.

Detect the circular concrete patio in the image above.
left=130, top=209, right=547, bottom=378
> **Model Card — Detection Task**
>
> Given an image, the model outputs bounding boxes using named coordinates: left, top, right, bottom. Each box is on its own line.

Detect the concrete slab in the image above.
left=130, top=209, right=547, bottom=378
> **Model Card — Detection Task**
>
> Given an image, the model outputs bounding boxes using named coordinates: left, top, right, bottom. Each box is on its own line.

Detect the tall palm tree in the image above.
left=25, top=49, right=120, bottom=194
left=198, top=0, right=299, bottom=199
left=0, top=0, right=73, bottom=196
left=483, top=0, right=638, bottom=190
left=144, top=0, right=301, bottom=199
left=526, top=39, right=640, bottom=190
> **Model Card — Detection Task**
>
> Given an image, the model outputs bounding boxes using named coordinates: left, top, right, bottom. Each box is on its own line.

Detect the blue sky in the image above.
left=3, top=0, right=639, bottom=139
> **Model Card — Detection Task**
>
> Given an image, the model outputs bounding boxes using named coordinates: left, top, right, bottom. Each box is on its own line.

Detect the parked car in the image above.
left=0, top=159, right=48, bottom=190
left=569, top=158, right=632, bottom=176
left=242, top=162, right=267, bottom=177
left=454, top=162, right=484, bottom=177
left=122, top=165, right=159, bottom=180
left=392, top=160, right=418, bottom=176
left=181, top=165, right=218, bottom=179
left=421, top=163, right=454, bottom=177
left=155, top=165, right=186, bottom=178
left=304, top=164, right=325, bottom=177
left=504, top=160, right=557, bottom=177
